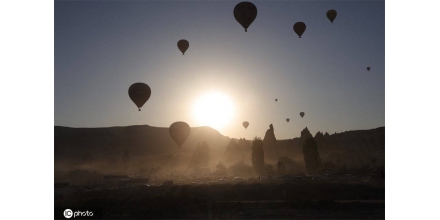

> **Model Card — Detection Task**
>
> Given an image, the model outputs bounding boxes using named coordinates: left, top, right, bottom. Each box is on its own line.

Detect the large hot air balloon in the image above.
left=177, top=39, right=189, bottom=55
left=275, top=99, right=278, bottom=102
left=367, top=67, right=371, bottom=71
left=243, top=121, right=249, bottom=129
left=128, top=83, right=151, bottom=111
left=286, top=118, right=290, bottom=123
left=169, top=122, right=191, bottom=149
left=300, top=112, right=305, bottom=118
left=326, top=9, right=337, bottom=23
left=234, top=2, right=257, bottom=32
left=293, top=22, right=306, bottom=38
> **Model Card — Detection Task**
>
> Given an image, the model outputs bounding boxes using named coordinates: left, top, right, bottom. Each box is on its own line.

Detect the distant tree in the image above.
left=302, top=137, right=321, bottom=173
left=279, top=156, right=295, bottom=165
left=228, top=160, right=253, bottom=176
left=223, top=139, right=245, bottom=164
left=214, top=161, right=227, bottom=177
left=277, top=160, right=286, bottom=174
left=265, top=164, right=274, bottom=175
left=252, top=137, right=265, bottom=175
left=216, top=161, right=227, bottom=171
left=278, top=156, right=302, bottom=174
left=188, top=142, right=201, bottom=168
left=189, top=141, right=210, bottom=169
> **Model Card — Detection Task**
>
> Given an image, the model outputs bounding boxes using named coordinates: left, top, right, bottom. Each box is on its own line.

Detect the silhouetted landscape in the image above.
left=55, top=125, right=384, bottom=175
left=55, top=125, right=384, bottom=219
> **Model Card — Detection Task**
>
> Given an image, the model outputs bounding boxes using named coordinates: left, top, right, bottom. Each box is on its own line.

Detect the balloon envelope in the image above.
left=293, top=22, right=306, bottom=38
left=367, top=67, right=371, bottom=71
left=128, top=83, right=151, bottom=111
left=234, top=2, right=257, bottom=32
left=169, top=122, right=191, bottom=149
left=242, top=121, right=249, bottom=129
left=177, top=39, right=189, bottom=55
left=286, top=118, right=290, bottom=123
left=326, top=9, right=337, bottom=23
left=275, top=99, right=278, bottom=102
left=300, top=112, right=305, bottom=118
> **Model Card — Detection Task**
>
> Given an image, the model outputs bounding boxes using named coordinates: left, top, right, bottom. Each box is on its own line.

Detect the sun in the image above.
left=193, top=92, right=235, bottom=130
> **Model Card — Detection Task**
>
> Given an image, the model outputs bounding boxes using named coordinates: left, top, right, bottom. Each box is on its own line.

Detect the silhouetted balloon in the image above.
left=169, top=122, right=191, bottom=149
left=234, top=2, right=257, bottom=32
left=243, top=121, right=249, bottom=129
left=177, top=39, right=189, bottom=55
left=327, top=9, right=337, bottom=23
left=275, top=99, right=278, bottom=102
left=293, top=22, right=306, bottom=38
left=286, top=118, right=290, bottom=123
left=367, top=67, right=371, bottom=71
left=300, top=112, right=305, bottom=118
left=128, top=83, right=151, bottom=111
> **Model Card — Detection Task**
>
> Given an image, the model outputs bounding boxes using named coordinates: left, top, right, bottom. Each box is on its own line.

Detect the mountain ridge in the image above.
left=55, top=125, right=384, bottom=172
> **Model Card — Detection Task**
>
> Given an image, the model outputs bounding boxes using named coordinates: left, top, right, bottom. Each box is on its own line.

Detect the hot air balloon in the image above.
left=275, top=99, right=278, bottom=102
left=243, top=121, right=249, bottom=129
left=234, top=2, right=257, bottom=32
left=169, top=122, right=191, bottom=149
left=128, top=83, right=151, bottom=111
left=293, top=22, right=306, bottom=38
left=300, top=112, right=305, bottom=118
left=177, top=39, right=189, bottom=55
left=326, top=9, right=337, bottom=23
left=367, top=67, right=371, bottom=71
left=286, top=118, right=290, bottom=123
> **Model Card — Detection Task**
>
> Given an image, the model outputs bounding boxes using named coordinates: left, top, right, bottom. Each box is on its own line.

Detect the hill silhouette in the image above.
left=55, top=125, right=384, bottom=173
left=276, top=126, right=385, bottom=168
left=55, top=125, right=230, bottom=173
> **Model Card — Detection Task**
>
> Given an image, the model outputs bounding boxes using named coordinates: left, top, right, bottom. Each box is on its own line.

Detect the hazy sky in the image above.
left=55, top=0, right=384, bottom=140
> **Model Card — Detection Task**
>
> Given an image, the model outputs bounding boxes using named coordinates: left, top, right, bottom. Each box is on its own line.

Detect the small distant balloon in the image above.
left=234, top=2, right=258, bottom=32
left=367, top=67, right=371, bottom=71
left=300, top=112, right=305, bottom=118
left=326, top=9, right=337, bottom=23
left=169, top=122, right=191, bottom=149
left=177, top=39, right=189, bottom=55
left=243, top=121, right=249, bottom=129
left=275, top=99, right=278, bottom=102
left=293, top=22, right=306, bottom=38
left=286, top=118, right=290, bottom=123
left=128, top=83, right=151, bottom=111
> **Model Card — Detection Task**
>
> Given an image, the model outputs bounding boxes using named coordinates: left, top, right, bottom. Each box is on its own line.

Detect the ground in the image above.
left=55, top=181, right=385, bottom=219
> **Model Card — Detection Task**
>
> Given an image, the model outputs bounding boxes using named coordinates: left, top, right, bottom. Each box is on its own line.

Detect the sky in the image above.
left=55, top=0, right=385, bottom=140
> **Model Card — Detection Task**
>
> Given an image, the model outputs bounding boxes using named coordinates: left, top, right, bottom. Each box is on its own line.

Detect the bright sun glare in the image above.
left=193, top=92, right=235, bottom=130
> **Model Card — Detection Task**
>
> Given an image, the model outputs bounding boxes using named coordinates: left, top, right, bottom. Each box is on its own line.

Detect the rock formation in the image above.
left=263, top=124, right=278, bottom=163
